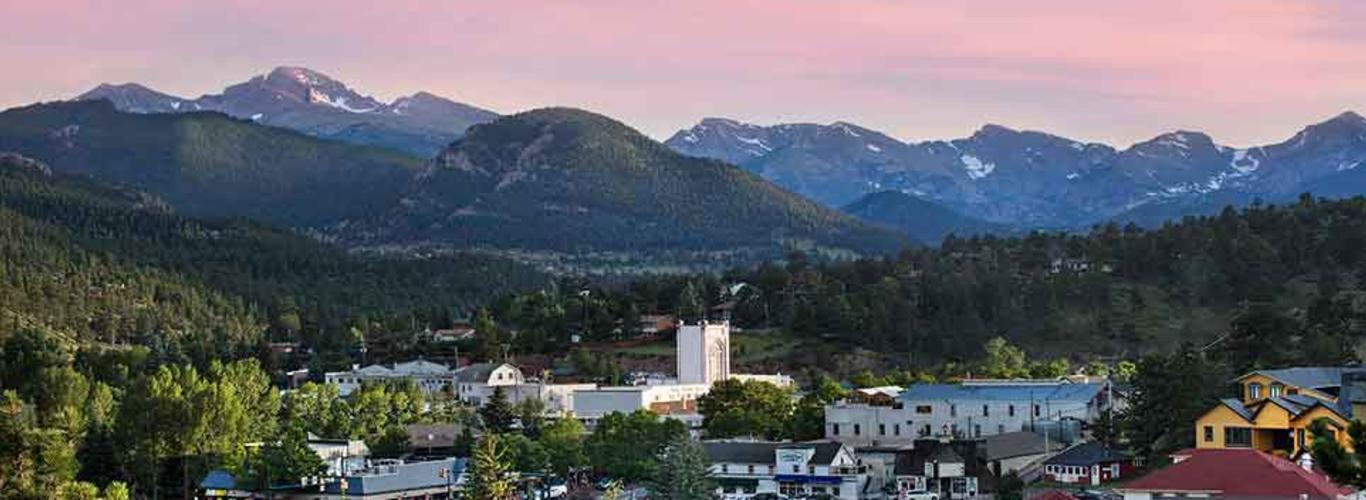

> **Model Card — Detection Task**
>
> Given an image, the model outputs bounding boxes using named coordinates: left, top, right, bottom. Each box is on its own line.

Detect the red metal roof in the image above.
left=1120, top=449, right=1349, bottom=498
left=1031, top=490, right=1079, bottom=500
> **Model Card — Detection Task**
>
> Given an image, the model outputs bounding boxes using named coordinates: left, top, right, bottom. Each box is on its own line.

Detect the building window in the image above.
left=1034, top=404, right=1041, bottom=417
left=894, top=424, right=901, bottom=436
left=1248, top=383, right=1263, bottom=400
left=854, top=424, right=861, bottom=436
left=983, top=404, right=990, bottom=417
left=879, top=424, right=886, bottom=436
left=747, top=465, right=754, bottom=474
left=915, top=405, right=933, bottom=414
left=950, top=405, right=957, bottom=417
left=1204, top=425, right=1214, bottom=442
left=1225, top=426, right=1253, bottom=447
left=832, top=424, right=840, bottom=436
left=998, top=424, right=1005, bottom=434
left=974, top=425, right=981, bottom=437
left=1270, top=383, right=1283, bottom=398
left=1008, top=404, right=1015, bottom=417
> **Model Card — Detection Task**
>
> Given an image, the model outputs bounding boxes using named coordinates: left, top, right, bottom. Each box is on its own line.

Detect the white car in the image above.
left=903, top=490, right=939, bottom=500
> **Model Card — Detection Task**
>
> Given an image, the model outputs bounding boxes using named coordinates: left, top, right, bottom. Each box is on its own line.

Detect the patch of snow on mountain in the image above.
left=1156, top=137, right=1190, bottom=150
left=960, top=154, right=996, bottom=180
left=1066, top=172, right=1080, bottom=180
left=1230, top=149, right=1261, bottom=174
left=735, top=136, right=772, bottom=155
left=681, top=133, right=699, bottom=144
left=309, top=89, right=376, bottom=113
left=1070, top=142, right=1085, bottom=151
left=834, top=123, right=860, bottom=138
left=866, top=144, right=882, bottom=153
left=1340, top=160, right=1362, bottom=172
left=250, top=113, right=264, bottom=121
left=170, top=102, right=181, bottom=110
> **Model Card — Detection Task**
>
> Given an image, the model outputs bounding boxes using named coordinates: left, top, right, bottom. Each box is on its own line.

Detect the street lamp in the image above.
left=438, top=466, right=455, bottom=499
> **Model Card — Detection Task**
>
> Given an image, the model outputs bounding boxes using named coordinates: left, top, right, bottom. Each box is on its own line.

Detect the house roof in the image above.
left=1243, top=367, right=1363, bottom=391
left=322, top=459, right=465, bottom=495
left=895, top=439, right=985, bottom=477
left=982, top=431, right=1055, bottom=461
left=782, top=441, right=846, bottom=464
left=1118, top=449, right=1347, bottom=498
left=200, top=469, right=238, bottom=490
left=1043, top=441, right=1129, bottom=466
left=1217, top=398, right=1254, bottom=421
left=392, top=360, right=451, bottom=375
left=354, top=364, right=394, bottom=376
left=900, top=382, right=1103, bottom=403
left=454, top=363, right=512, bottom=383
left=1032, top=490, right=1079, bottom=500
left=704, top=441, right=780, bottom=464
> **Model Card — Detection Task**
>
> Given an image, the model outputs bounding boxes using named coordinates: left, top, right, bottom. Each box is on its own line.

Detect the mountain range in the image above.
left=666, top=112, right=1366, bottom=230
left=77, top=66, right=498, bottom=156
left=0, top=100, right=906, bottom=268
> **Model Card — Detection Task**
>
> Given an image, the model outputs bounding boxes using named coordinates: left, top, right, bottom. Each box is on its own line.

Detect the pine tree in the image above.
left=463, top=434, right=514, bottom=500
left=479, top=386, right=515, bottom=433
left=649, top=435, right=713, bottom=500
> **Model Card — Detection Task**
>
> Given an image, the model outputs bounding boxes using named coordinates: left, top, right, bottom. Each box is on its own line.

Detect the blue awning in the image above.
left=774, top=474, right=842, bottom=485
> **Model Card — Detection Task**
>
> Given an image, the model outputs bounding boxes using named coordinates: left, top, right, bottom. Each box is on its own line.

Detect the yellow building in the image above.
left=1193, top=367, right=1359, bottom=457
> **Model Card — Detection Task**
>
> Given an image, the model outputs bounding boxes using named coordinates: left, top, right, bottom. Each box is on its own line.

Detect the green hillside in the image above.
left=345, top=107, right=909, bottom=258
left=842, top=190, right=1011, bottom=244
left=0, top=154, right=546, bottom=364
left=0, top=100, right=423, bottom=227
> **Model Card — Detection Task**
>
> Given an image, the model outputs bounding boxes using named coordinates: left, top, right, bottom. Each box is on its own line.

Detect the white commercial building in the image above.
left=324, top=360, right=455, bottom=397
left=572, top=383, right=713, bottom=422
left=704, top=441, right=873, bottom=499
left=453, top=362, right=524, bottom=406
left=825, top=380, right=1109, bottom=447
left=506, top=382, right=599, bottom=415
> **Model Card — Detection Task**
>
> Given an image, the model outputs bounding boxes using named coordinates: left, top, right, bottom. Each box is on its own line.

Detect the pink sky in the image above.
left=3, top=0, right=1365, bottom=147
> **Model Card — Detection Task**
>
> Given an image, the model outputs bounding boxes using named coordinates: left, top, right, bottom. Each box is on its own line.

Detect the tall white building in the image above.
left=678, top=321, right=731, bottom=385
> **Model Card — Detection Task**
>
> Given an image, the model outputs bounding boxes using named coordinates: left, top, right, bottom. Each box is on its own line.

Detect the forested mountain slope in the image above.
left=0, top=154, right=547, bottom=364
left=0, top=100, right=423, bottom=227
left=341, top=107, right=909, bottom=258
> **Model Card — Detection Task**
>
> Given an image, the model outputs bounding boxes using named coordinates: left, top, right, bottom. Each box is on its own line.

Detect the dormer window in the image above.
left=1269, top=383, right=1283, bottom=398
left=1248, top=382, right=1263, bottom=400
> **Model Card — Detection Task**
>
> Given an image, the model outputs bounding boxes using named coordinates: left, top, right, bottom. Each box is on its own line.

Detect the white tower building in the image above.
left=676, top=321, right=730, bottom=385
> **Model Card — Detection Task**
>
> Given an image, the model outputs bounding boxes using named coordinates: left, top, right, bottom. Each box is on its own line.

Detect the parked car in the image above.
left=903, top=490, right=939, bottom=500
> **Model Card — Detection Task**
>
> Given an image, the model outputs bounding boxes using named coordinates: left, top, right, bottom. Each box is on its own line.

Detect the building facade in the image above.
left=825, top=380, right=1108, bottom=447
left=1041, top=441, right=1132, bottom=486
left=324, top=360, right=455, bottom=397
left=1193, top=367, right=1358, bottom=458
left=704, top=441, right=872, bottom=499
left=678, top=321, right=730, bottom=385
left=453, top=362, right=524, bottom=406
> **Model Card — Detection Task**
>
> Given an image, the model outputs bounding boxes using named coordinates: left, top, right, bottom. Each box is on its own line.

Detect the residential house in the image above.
left=703, top=440, right=872, bottom=499
left=981, top=431, right=1061, bottom=478
left=892, top=439, right=989, bottom=500
left=311, top=458, right=466, bottom=499
left=1193, top=366, right=1360, bottom=457
left=424, top=324, right=476, bottom=343
left=452, top=362, right=524, bottom=406
left=307, top=435, right=370, bottom=476
left=639, top=314, right=676, bottom=335
left=826, top=380, right=1109, bottom=447
left=1116, top=448, right=1351, bottom=500
left=324, top=360, right=455, bottom=397
left=1041, top=441, right=1132, bottom=486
